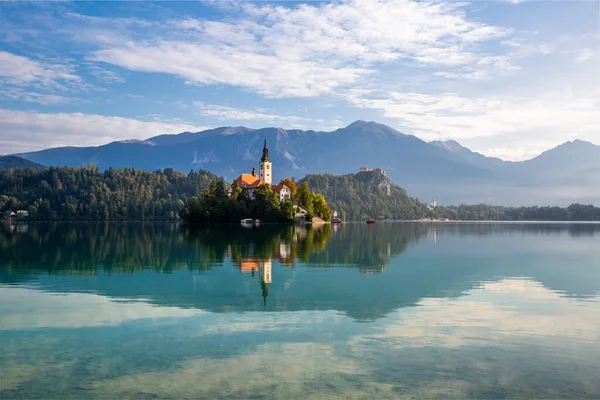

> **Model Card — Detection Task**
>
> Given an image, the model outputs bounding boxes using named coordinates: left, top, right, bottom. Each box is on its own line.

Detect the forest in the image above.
left=300, top=171, right=424, bottom=221
left=301, top=171, right=600, bottom=221
left=1, top=166, right=598, bottom=221
left=0, top=165, right=218, bottom=220
left=433, top=203, right=600, bottom=222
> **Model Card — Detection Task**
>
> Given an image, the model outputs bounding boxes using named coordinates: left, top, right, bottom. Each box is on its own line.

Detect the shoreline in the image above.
left=5, top=220, right=600, bottom=224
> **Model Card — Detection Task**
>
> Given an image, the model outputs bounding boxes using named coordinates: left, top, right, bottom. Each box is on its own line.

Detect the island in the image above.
left=179, top=139, right=332, bottom=224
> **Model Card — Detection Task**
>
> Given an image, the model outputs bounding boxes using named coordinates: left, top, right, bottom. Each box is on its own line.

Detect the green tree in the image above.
left=297, top=182, right=312, bottom=208
left=280, top=201, right=294, bottom=222
left=251, top=184, right=281, bottom=222
left=312, top=193, right=332, bottom=221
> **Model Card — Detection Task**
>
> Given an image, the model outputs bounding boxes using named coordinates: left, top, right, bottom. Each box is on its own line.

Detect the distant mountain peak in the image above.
left=346, top=120, right=386, bottom=129
left=537, top=139, right=597, bottom=156
left=343, top=120, right=405, bottom=137
left=146, top=126, right=254, bottom=146
left=568, top=139, right=597, bottom=147
left=347, top=120, right=369, bottom=127
left=430, top=139, right=465, bottom=153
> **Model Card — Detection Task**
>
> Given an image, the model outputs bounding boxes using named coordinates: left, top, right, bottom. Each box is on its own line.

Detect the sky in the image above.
left=1, top=0, right=599, bottom=161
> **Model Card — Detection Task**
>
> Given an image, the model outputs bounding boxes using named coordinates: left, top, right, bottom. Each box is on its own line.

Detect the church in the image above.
left=230, top=139, right=292, bottom=202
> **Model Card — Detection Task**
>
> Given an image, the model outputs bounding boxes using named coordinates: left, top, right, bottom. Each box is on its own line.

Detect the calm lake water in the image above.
left=1, top=222, right=599, bottom=399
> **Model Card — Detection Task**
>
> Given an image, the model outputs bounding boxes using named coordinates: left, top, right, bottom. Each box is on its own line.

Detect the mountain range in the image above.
left=13, top=121, right=600, bottom=206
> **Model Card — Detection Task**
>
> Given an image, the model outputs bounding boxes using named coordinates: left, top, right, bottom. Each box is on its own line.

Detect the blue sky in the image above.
left=1, top=0, right=598, bottom=160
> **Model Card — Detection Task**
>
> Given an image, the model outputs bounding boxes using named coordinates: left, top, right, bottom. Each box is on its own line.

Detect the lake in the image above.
left=1, top=222, right=599, bottom=399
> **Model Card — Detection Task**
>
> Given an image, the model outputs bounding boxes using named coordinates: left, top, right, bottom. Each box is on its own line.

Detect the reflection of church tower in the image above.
left=259, top=138, right=272, bottom=185
left=259, top=260, right=272, bottom=309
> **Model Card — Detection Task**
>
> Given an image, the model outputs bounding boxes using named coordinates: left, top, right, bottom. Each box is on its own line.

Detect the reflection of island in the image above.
left=2, top=222, right=599, bottom=320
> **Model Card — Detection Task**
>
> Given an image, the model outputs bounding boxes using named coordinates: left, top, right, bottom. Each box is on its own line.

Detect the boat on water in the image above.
left=331, top=211, right=342, bottom=224
left=366, top=218, right=376, bottom=224
left=241, top=218, right=261, bottom=226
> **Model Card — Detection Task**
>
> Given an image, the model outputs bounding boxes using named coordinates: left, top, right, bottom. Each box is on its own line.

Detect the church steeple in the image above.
left=260, top=138, right=270, bottom=162
left=259, top=260, right=272, bottom=310
left=258, top=138, right=272, bottom=185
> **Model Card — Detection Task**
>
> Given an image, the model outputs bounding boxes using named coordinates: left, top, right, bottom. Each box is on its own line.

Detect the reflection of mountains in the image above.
left=1, top=222, right=599, bottom=320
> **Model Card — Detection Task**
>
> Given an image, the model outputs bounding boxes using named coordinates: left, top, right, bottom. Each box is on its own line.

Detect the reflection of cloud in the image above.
left=0, top=286, right=204, bottom=330
left=91, top=342, right=361, bottom=399
left=196, top=311, right=342, bottom=336
left=0, top=363, right=50, bottom=391
left=2, top=278, right=599, bottom=398
left=358, top=278, right=600, bottom=350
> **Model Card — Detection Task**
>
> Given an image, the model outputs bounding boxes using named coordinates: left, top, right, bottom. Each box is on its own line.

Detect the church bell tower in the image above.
left=259, top=138, right=272, bottom=185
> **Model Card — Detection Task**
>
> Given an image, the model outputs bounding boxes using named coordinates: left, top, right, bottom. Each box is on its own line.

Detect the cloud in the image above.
left=480, top=146, right=549, bottom=162
left=0, top=109, right=207, bottom=154
left=1, top=88, right=77, bottom=105
left=0, top=51, right=81, bottom=89
left=194, top=102, right=311, bottom=126
left=193, top=102, right=344, bottom=131
left=502, top=39, right=552, bottom=58
left=88, top=65, right=125, bottom=83
left=92, top=42, right=366, bottom=98
left=574, top=48, right=595, bottom=63
left=435, top=56, right=521, bottom=81
left=88, top=0, right=510, bottom=97
left=0, top=51, right=95, bottom=105
left=2, top=1, right=596, bottom=159
left=346, top=90, right=600, bottom=160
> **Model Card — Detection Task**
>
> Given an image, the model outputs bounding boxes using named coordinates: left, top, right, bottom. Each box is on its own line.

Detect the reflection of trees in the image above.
left=184, top=223, right=426, bottom=274
left=0, top=223, right=220, bottom=276
left=4, top=222, right=594, bottom=279
left=305, top=223, right=426, bottom=273
left=0, top=223, right=335, bottom=277
left=181, top=224, right=333, bottom=268
left=0, top=222, right=430, bottom=278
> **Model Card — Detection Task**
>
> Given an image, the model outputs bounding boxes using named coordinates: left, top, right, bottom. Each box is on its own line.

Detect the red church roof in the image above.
left=248, top=179, right=266, bottom=189
left=235, top=173, right=261, bottom=186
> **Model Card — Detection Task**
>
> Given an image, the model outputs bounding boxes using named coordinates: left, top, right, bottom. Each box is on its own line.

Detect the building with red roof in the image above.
left=230, top=139, right=291, bottom=202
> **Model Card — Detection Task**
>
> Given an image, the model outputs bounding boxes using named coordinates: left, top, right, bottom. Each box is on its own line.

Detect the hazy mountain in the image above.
left=0, top=155, right=44, bottom=170
left=516, top=140, right=600, bottom=182
left=14, top=121, right=600, bottom=206
left=17, top=120, right=491, bottom=184
left=430, top=140, right=508, bottom=170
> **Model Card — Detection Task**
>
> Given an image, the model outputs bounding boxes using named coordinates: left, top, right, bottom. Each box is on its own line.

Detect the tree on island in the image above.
left=179, top=180, right=292, bottom=223
left=294, top=181, right=333, bottom=221
left=180, top=179, right=332, bottom=223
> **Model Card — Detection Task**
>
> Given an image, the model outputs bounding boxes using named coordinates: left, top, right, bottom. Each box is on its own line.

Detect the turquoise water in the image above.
left=1, top=222, right=599, bottom=399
